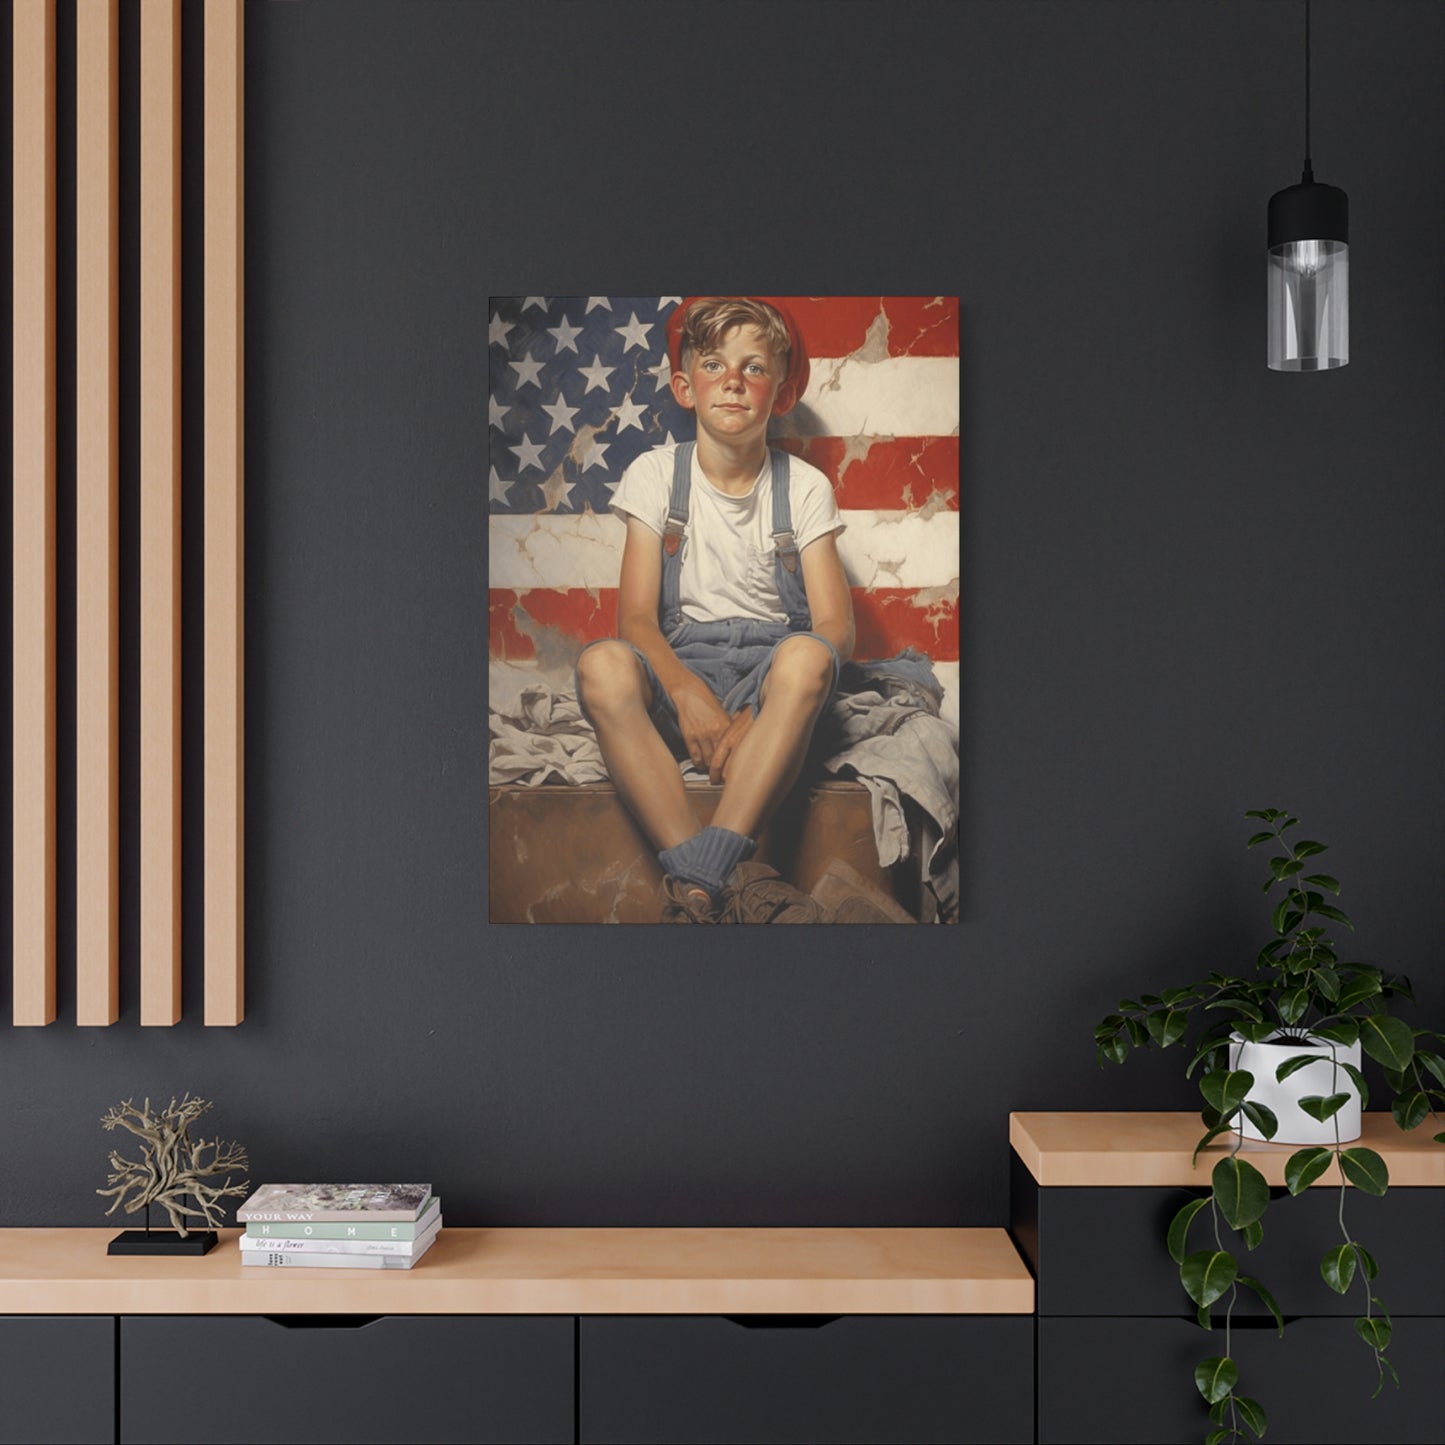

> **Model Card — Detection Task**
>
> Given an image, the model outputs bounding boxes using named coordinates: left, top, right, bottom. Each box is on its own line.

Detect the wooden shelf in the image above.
left=1011, top=1111, right=1445, bottom=1188
left=0, top=1227, right=1033, bottom=1315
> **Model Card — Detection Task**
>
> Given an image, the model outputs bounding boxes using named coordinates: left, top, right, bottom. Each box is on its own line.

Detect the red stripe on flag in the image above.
left=491, top=588, right=959, bottom=664
left=773, top=436, right=959, bottom=510
left=764, top=296, right=959, bottom=359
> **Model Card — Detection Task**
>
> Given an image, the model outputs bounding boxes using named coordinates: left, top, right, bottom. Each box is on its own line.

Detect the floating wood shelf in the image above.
left=1010, top=1111, right=1445, bottom=1188
left=0, top=1227, right=1032, bottom=1316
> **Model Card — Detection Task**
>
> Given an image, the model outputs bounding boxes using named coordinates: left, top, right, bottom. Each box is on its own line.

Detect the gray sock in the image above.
left=659, top=827, right=757, bottom=898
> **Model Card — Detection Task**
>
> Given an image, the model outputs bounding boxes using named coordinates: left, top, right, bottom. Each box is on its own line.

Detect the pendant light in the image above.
left=1267, top=0, right=1348, bottom=371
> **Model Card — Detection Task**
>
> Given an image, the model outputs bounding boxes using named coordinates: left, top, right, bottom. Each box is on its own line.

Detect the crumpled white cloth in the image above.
left=489, top=674, right=960, bottom=921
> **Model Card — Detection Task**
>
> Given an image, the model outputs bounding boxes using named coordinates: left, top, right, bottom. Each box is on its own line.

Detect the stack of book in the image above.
left=236, top=1184, right=441, bottom=1269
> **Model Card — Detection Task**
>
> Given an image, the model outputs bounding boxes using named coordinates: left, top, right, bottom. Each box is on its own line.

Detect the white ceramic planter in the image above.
left=1228, top=1031, right=1363, bottom=1145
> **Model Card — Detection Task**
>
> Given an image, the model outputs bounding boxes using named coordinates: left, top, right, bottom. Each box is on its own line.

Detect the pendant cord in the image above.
left=1303, top=0, right=1313, bottom=181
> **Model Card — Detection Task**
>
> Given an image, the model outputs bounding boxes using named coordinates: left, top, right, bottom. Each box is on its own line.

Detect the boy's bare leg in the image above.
left=712, top=635, right=833, bottom=840
left=576, top=642, right=698, bottom=849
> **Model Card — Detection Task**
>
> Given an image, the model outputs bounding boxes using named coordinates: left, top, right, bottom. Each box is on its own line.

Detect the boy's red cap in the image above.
left=666, top=296, right=811, bottom=416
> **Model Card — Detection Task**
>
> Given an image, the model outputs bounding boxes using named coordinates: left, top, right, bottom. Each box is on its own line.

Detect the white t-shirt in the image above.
left=610, top=445, right=845, bottom=625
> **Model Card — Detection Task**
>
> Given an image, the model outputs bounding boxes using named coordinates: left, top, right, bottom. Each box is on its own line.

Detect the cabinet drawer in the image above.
left=1039, top=1315, right=1445, bottom=1444
left=119, top=1316, right=572, bottom=1444
left=0, top=1317, right=114, bottom=1445
left=1012, top=1153, right=1445, bottom=1316
left=579, top=1315, right=1032, bottom=1444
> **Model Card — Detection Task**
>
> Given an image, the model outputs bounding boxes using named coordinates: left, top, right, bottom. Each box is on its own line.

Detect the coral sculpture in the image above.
left=97, top=1095, right=250, bottom=1237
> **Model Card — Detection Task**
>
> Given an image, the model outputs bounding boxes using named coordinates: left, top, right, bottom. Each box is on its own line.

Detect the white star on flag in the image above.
left=547, top=316, right=583, bottom=354
left=488, top=313, right=513, bottom=347
left=508, top=351, right=545, bottom=389
left=613, top=395, right=648, bottom=433
left=579, top=437, right=611, bottom=472
left=658, top=297, right=683, bottom=307
left=578, top=354, right=615, bottom=394
left=585, top=297, right=611, bottom=313
left=614, top=312, right=653, bottom=352
left=521, top=297, right=549, bottom=312
left=540, top=393, right=581, bottom=435
left=488, top=465, right=514, bottom=505
left=489, top=395, right=510, bottom=430
left=645, top=354, right=673, bottom=390
left=509, top=434, right=546, bottom=472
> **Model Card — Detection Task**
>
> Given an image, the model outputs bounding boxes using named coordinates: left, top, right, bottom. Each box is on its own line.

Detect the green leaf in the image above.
left=1185, top=1034, right=1230, bottom=1080
left=1275, top=1053, right=1325, bottom=1083
left=1194, top=1355, right=1237, bottom=1404
left=1310, top=966, right=1341, bottom=1001
left=1284, top=1146, right=1334, bottom=1193
left=1124, top=1017, right=1148, bottom=1047
left=1392, top=1091, right=1431, bottom=1132
left=1167, top=1196, right=1210, bottom=1265
left=1315, top=903, right=1354, bottom=929
left=1197, top=1301, right=1212, bottom=1330
left=1213, top=1156, right=1270, bottom=1229
left=1245, top=830, right=1274, bottom=847
left=1374, top=1354, right=1401, bottom=1396
left=1146, top=1008, right=1187, bottom=1048
left=1240, top=1217, right=1264, bottom=1251
left=1297, top=1092, right=1351, bottom=1122
left=1339, top=1060, right=1371, bottom=1110
left=1200, top=1068, right=1254, bottom=1116
left=1208, top=1398, right=1230, bottom=1425
left=1270, top=855, right=1304, bottom=880
left=1270, top=898, right=1291, bottom=934
left=1322, top=1242, right=1357, bottom=1294
left=1205, top=995, right=1265, bottom=1022
left=1303, top=872, right=1341, bottom=893
left=1240, top=1101, right=1278, bottom=1141
left=1436, top=1131, right=1445, bottom=1145
left=1359, top=1014, right=1415, bottom=1070
left=1205, top=1431, right=1231, bottom=1445
left=1291, top=839, right=1327, bottom=858
left=1237, top=1273, right=1284, bottom=1335
left=1139, top=993, right=1164, bottom=1007
left=1277, top=987, right=1309, bottom=1025
left=1382, top=1065, right=1410, bottom=1091
left=1355, top=1315, right=1392, bottom=1351
left=1243, top=808, right=1278, bottom=820
left=1351, top=1242, right=1379, bottom=1281
left=1233, top=1395, right=1268, bottom=1439
left=1181, top=1249, right=1238, bottom=1308
left=1416, top=1050, right=1445, bottom=1088
left=1335, top=973, right=1383, bottom=1010
left=1192, top=1122, right=1236, bottom=1167
left=1093, top=1014, right=1124, bottom=1042
left=1312, top=1018, right=1359, bottom=1047
left=1339, top=1147, right=1389, bottom=1196
left=1116, top=997, right=1141, bottom=1011
left=1097, top=1036, right=1128, bottom=1065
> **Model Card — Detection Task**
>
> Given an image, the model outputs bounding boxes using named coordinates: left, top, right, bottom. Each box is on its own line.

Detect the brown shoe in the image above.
left=719, top=862, right=824, bottom=924
left=660, top=876, right=719, bottom=923
left=810, top=860, right=916, bottom=924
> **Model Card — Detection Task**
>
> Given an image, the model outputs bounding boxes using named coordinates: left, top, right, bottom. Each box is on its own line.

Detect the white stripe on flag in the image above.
left=489, top=511, right=959, bottom=592
left=776, top=356, right=959, bottom=438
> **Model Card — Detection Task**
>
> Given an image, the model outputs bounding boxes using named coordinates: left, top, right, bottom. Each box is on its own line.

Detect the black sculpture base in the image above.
left=108, top=1230, right=218, bottom=1256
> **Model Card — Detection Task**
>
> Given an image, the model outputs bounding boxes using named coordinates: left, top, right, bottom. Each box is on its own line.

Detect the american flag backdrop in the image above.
left=488, top=296, right=960, bottom=742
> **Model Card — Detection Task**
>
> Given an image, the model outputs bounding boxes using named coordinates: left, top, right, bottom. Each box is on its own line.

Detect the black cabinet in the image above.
left=118, top=1316, right=574, bottom=1445
left=1012, top=1150, right=1445, bottom=1445
left=0, top=1317, right=114, bottom=1445
left=579, top=1315, right=1033, bottom=1444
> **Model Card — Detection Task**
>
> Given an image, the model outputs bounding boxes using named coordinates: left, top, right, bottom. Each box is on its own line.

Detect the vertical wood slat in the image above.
left=12, top=1, right=57, bottom=1027
left=140, top=0, right=182, bottom=1024
left=204, top=0, right=244, bottom=1025
left=75, top=0, right=120, bottom=1026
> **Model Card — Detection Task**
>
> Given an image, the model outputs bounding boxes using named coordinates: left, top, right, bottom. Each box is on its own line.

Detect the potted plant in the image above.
left=1094, top=809, right=1445, bottom=1445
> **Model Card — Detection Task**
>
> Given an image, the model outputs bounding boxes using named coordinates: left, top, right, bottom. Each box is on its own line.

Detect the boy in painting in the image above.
left=576, top=296, right=876, bottom=923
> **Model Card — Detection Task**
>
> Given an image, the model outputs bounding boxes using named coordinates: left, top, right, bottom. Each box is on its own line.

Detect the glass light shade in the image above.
left=1268, top=239, right=1349, bottom=371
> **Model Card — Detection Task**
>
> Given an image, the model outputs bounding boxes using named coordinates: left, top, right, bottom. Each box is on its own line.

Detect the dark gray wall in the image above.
left=3, top=0, right=1441, bottom=1228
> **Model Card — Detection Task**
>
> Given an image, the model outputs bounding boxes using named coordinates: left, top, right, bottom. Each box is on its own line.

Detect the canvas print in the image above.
left=488, top=296, right=959, bottom=924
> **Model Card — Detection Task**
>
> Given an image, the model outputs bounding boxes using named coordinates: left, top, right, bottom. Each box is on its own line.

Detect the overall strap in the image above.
left=658, top=442, right=694, bottom=632
left=768, top=449, right=813, bottom=631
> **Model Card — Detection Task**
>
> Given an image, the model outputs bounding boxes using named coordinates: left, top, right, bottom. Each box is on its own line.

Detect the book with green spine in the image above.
left=244, top=1197, right=441, bottom=1241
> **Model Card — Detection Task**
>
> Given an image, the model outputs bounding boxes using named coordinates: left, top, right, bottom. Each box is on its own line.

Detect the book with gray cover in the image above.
left=245, top=1197, right=441, bottom=1240
left=237, top=1183, right=431, bottom=1223
left=239, top=1217, right=442, bottom=1257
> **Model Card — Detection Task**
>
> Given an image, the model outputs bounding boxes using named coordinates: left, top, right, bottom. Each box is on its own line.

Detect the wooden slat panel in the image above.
left=75, top=0, right=120, bottom=1026
left=140, top=0, right=182, bottom=1024
left=12, top=0, right=57, bottom=1026
left=204, top=0, right=244, bottom=1024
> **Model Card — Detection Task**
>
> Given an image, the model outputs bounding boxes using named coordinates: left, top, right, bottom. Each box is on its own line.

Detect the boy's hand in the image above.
left=709, top=710, right=753, bottom=784
left=671, top=678, right=732, bottom=772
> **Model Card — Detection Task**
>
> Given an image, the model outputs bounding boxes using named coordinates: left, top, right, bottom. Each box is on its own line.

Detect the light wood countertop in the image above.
left=0, top=1227, right=1034, bottom=1316
left=1011, top=1111, right=1445, bottom=1188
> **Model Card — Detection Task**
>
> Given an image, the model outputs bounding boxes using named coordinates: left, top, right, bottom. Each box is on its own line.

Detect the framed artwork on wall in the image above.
left=487, top=296, right=959, bottom=924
